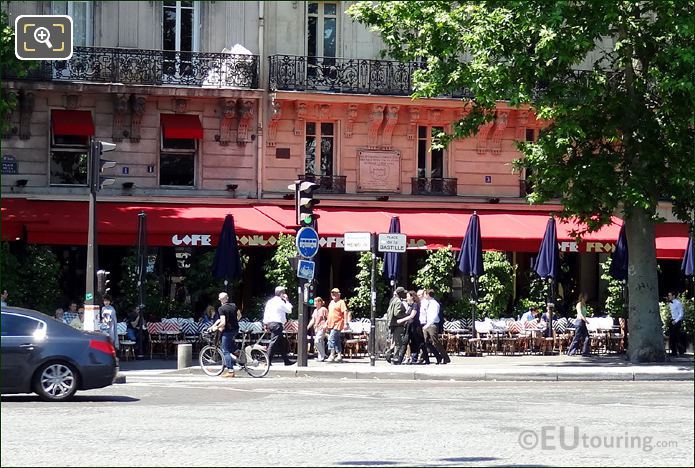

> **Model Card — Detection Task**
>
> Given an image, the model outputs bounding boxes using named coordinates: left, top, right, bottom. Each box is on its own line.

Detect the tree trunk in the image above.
left=625, top=207, right=666, bottom=363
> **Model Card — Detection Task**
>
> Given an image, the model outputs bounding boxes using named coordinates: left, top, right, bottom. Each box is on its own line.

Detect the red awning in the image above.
left=1, top=198, right=689, bottom=259
left=51, top=110, right=95, bottom=136
left=160, top=114, right=204, bottom=139
left=1, top=199, right=289, bottom=247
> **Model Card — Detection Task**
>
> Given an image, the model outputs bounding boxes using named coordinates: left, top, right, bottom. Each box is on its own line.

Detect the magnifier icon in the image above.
left=33, top=27, right=53, bottom=49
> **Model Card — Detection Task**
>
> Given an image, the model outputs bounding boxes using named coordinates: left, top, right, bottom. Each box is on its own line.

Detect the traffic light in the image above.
left=306, top=282, right=316, bottom=307
left=90, top=139, right=116, bottom=192
left=96, top=269, right=111, bottom=296
left=296, top=181, right=320, bottom=227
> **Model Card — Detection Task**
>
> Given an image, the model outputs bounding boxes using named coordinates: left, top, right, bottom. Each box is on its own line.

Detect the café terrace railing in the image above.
left=6, top=47, right=259, bottom=88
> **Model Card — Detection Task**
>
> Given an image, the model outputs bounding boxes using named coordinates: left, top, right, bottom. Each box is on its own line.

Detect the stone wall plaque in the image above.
left=357, top=150, right=401, bottom=193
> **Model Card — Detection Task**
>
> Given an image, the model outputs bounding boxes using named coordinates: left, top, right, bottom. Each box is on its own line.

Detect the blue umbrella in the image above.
left=682, top=228, right=694, bottom=277
left=212, top=214, right=243, bottom=291
left=458, top=212, right=484, bottom=337
left=382, top=216, right=402, bottom=288
left=609, top=224, right=629, bottom=281
left=535, top=217, right=560, bottom=342
left=609, top=223, right=629, bottom=319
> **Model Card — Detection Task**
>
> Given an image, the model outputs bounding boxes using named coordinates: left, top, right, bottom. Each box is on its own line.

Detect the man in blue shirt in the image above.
left=667, top=291, right=686, bottom=357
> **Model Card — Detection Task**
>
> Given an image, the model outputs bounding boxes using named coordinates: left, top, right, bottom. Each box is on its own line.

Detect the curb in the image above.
left=164, top=365, right=694, bottom=382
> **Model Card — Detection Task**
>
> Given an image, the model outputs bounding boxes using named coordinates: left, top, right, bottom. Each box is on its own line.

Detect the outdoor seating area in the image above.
left=116, top=315, right=626, bottom=360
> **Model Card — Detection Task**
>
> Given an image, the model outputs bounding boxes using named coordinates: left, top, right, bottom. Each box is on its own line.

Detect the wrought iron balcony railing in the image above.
left=411, top=177, right=458, bottom=196
left=270, top=54, right=428, bottom=96
left=6, top=47, right=259, bottom=88
left=298, top=173, right=347, bottom=194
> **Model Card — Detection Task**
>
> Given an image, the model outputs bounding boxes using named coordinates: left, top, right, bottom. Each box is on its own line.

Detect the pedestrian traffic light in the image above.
left=90, top=139, right=116, bottom=192
left=296, top=181, right=320, bottom=227
left=306, top=281, right=316, bottom=307
left=96, top=269, right=111, bottom=296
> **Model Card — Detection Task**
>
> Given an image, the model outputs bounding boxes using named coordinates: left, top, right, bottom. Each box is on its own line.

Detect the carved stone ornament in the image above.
left=112, top=94, right=129, bottom=141
left=129, top=95, right=147, bottom=143
left=218, top=99, right=237, bottom=146
left=428, top=108, right=443, bottom=123
left=381, top=105, right=399, bottom=150
left=407, top=107, right=420, bottom=140
left=267, top=99, right=282, bottom=147
left=236, top=99, right=254, bottom=144
left=476, top=115, right=495, bottom=154
left=293, top=102, right=307, bottom=136
left=64, top=94, right=79, bottom=110
left=172, top=98, right=188, bottom=113
left=317, top=103, right=331, bottom=121
left=490, top=110, right=509, bottom=154
left=344, top=103, right=358, bottom=139
left=18, top=91, right=35, bottom=140
left=367, top=104, right=385, bottom=149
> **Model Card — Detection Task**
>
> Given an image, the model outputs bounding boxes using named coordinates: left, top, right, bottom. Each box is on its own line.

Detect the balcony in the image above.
left=270, top=54, right=426, bottom=96
left=411, top=177, right=458, bottom=196
left=6, top=47, right=259, bottom=88
left=298, top=173, right=347, bottom=194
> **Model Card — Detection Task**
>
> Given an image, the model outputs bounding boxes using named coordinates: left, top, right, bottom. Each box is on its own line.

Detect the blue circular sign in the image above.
left=296, top=227, right=319, bottom=258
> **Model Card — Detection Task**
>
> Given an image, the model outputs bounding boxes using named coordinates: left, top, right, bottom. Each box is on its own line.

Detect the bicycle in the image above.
left=199, top=329, right=270, bottom=378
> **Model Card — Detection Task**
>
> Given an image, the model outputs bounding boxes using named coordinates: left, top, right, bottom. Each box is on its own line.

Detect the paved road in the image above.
left=2, top=376, right=693, bottom=467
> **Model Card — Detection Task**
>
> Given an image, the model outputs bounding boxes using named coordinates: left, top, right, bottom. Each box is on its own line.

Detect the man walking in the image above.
left=326, top=288, right=350, bottom=362
left=422, top=289, right=450, bottom=364
left=668, top=291, right=686, bottom=356
left=386, top=287, right=407, bottom=364
left=208, top=292, right=240, bottom=377
left=262, top=286, right=295, bottom=366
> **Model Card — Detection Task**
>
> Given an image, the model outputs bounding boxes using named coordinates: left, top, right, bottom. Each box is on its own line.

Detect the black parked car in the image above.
left=1, top=307, right=117, bottom=401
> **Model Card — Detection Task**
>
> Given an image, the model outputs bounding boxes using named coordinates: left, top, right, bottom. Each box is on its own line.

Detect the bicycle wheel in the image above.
left=199, top=345, right=225, bottom=377
left=243, top=348, right=270, bottom=378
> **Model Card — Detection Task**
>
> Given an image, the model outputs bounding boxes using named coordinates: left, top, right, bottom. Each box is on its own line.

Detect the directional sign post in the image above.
left=377, top=233, right=407, bottom=253
left=297, top=259, right=315, bottom=281
left=296, top=227, right=319, bottom=258
left=343, top=232, right=372, bottom=252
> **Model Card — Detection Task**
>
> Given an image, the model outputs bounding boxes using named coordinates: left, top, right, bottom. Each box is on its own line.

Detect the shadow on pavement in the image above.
left=0, top=395, right=140, bottom=403
left=438, top=456, right=499, bottom=462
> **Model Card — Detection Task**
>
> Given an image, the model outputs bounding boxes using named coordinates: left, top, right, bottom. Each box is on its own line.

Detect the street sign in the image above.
left=296, top=227, right=319, bottom=258
left=378, top=233, right=407, bottom=253
left=343, top=232, right=372, bottom=251
left=297, top=259, right=315, bottom=280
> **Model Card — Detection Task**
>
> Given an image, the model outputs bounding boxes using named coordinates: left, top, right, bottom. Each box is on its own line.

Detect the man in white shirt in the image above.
left=263, top=286, right=295, bottom=366
left=417, top=290, right=428, bottom=326
left=422, top=290, right=450, bottom=364
left=667, top=291, right=686, bottom=356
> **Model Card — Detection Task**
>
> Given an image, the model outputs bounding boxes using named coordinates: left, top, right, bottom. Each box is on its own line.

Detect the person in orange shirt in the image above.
left=326, top=288, right=350, bottom=362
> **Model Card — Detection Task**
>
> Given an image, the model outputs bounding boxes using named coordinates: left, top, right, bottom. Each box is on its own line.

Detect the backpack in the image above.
left=436, top=308, right=445, bottom=334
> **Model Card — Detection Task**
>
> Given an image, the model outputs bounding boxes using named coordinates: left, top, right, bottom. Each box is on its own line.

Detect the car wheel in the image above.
left=34, top=362, right=79, bottom=401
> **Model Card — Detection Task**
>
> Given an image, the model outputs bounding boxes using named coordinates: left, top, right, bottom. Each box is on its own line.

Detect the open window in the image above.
left=50, top=110, right=94, bottom=185
left=159, top=114, right=203, bottom=187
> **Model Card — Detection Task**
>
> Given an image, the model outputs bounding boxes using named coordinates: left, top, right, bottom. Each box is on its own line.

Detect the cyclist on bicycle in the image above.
left=208, top=292, right=240, bottom=378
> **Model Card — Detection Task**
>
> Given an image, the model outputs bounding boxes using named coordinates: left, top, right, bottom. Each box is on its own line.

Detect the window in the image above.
left=305, top=122, right=334, bottom=177
left=417, top=126, right=445, bottom=179
left=52, top=1, right=93, bottom=46
left=307, top=2, right=338, bottom=58
left=163, top=1, right=200, bottom=77
left=50, top=111, right=90, bottom=185
left=160, top=133, right=197, bottom=187
left=1, top=313, right=41, bottom=337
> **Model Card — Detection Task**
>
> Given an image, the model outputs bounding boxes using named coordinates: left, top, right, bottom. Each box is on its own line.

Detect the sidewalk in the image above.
left=120, top=353, right=694, bottom=382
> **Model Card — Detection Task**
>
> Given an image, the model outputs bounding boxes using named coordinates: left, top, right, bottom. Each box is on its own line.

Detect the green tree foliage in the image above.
left=348, top=252, right=388, bottom=318
left=599, top=257, right=627, bottom=319
left=349, top=1, right=694, bottom=362
left=1, top=6, right=36, bottom=134
left=263, top=234, right=298, bottom=302
left=477, top=252, right=515, bottom=319
left=183, top=250, right=249, bottom=315
left=0, top=243, right=61, bottom=313
left=118, top=250, right=167, bottom=320
left=412, top=246, right=456, bottom=295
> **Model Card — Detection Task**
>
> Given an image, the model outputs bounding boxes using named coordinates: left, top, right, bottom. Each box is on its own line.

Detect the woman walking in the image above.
left=567, top=292, right=591, bottom=357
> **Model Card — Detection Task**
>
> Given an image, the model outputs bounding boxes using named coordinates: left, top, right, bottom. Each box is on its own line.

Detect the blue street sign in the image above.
left=296, top=227, right=319, bottom=258
left=297, top=259, right=315, bottom=280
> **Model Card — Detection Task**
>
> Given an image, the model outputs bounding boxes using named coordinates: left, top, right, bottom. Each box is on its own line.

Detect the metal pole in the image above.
left=548, top=277, right=555, bottom=352
left=370, top=233, right=377, bottom=367
left=136, top=211, right=147, bottom=358
left=297, top=280, right=308, bottom=366
left=84, top=138, right=99, bottom=332
left=471, top=276, right=478, bottom=338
